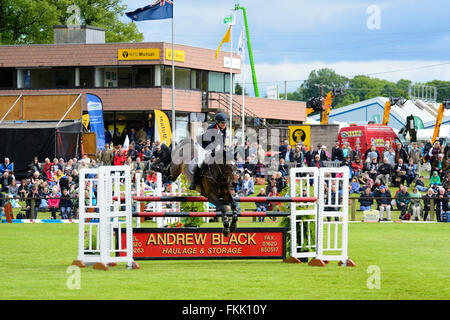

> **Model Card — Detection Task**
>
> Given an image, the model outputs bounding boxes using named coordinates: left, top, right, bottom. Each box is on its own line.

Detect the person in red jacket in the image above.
left=113, top=149, right=127, bottom=166
left=47, top=187, right=60, bottom=220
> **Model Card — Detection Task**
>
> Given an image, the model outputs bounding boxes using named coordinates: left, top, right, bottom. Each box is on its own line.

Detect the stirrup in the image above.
left=189, top=183, right=196, bottom=190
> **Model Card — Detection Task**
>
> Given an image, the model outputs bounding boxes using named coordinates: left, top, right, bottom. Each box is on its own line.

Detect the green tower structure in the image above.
left=234, top=1, right=260, bottom=97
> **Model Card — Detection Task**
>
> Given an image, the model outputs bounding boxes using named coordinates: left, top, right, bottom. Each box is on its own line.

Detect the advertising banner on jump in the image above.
left=118, top=228, right=288, bottom=260
left=85, top=93, right=106, bottom=150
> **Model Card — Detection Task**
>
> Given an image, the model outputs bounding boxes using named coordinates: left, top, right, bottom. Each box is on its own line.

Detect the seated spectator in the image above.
left=405, top=159, right=418, bottom=187
left=365, top=145, right=380, bottom=163
left=254, top=161, right=265, bottom=178
left=231, top=173, right=243, bottom=196
left=396, top=186, right=411, bottom=220
left=432, top=154, right=448, bottom=179
left=350, top=156, right=363, bottom=177
left=392, top=158, right=407, bottom=187
left=25, top=186, right=40, bottom=219
left=0, top=170, right=13, bottom=193
left=325, top=182, right=342, bottom=221
left=43, top=158, right=52, bottom=181
left=114, top=149, right=127, bottom=166
left=371, top=178, right=383, bottom=194
left=7, top=178, right=20, bottom=208
left=321, top=145, right=330, bottom=161
left=377, top=157, right=392, bottom=186
left=47, top=187, right=60, bottom=220
left=376, top=185, right=392, bottom=221
left=422, top=188, right=436, bottom=221
left=365, top=157, right=379, bottom=182
left=383, top=145, right=396, bottom=166
left=255, top=188, right=268, bottom=222
left=127, top=144, right=139, bottom=161
left=430, top=171, right=441, bottom=186
left=0, top=157, right=14, bottom=175
left=142, top=145, right=153, bottom=161
left=350, top=177, right=360, bottom=194
left=268, top=186, right=281, bottom=221
left=243, top=156, right=256, bottom=177
left=132, top=157, right=146, bottom=179
left=275, top=172, right=286, bottom=191
left=311, top=154, right=324, bottom=168
left=340, top=156, right=352, bottom=171
left=278, top=158, right=289, bottom=177
left=64, top=159, right=75, bottom=176
left=434, top=187, right=448, bottom=222
left=18, top=178, right=29, bottom=199
left=242, top=173, right=254, bottom=196
left=28, top=156, right=42, bottom=177
left=415, top=176, right=428, bottom=192
left=360, top=172, right=374, bottom=192
left=59, top=188, right=73, bottom=219
left=359, top=187, right=374, bottom=211
left=0, top=191, right=4, bottom=217
left=38, top=185, right=49, bottom=209
left=409, top=187, right=423, bottom=221
left=266, top=178, right=278, bottom=195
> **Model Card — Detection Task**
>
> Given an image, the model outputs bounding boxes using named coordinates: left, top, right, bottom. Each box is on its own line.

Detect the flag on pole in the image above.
left=215, top=26, right=231, bottom=59
left=126, top=0, right=173, bottom=21
left=237, top=27, right=245, bottom=63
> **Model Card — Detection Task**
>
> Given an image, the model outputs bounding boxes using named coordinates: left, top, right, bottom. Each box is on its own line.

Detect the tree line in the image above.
left=284, top=68, right=450, bottom=108
left=0, top=0, right=143, bottom=45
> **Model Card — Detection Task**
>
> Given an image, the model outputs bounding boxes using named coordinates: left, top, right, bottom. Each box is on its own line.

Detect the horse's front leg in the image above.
left=209, top=195, right=230, bottom=237
left=224, top=191, right=238, bottom=233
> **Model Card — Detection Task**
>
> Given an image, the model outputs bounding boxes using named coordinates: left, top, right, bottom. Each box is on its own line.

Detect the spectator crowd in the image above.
left=0, top=127, right=449, bottom=222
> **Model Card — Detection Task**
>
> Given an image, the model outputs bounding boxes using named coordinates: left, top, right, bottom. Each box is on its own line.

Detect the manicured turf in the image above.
left=0, top=221, right=449, bottom=300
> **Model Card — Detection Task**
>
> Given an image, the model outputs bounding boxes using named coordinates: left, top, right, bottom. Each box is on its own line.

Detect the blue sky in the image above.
left=122, top=0, right=450, bottom=96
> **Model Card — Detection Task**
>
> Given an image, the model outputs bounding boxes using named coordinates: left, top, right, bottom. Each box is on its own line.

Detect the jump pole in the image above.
left=114, top=196, right=318, bottom=203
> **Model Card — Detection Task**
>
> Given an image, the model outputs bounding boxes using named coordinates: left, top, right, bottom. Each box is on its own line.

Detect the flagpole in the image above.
left=171, top=11, right=176, bottom=147
left=241, top=54, right=245, bottom=148
left=229, top=23, right=233, bottom=148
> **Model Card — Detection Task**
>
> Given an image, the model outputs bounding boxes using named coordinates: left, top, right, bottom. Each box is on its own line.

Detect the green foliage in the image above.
left=0, top=0, right=143, bottom=45
left=178, top=174, right=204, bottom=228
left=425, top=80, right=450, bottom=103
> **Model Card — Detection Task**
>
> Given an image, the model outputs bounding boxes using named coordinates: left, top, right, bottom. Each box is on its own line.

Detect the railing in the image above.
left=207, top=92, right=273, bottom=129
left=348, top=195, right=449, bottom=222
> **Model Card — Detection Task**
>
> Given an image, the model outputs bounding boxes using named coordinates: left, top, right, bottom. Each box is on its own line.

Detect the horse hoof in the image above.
left=222, top=228, right=230, bottom=237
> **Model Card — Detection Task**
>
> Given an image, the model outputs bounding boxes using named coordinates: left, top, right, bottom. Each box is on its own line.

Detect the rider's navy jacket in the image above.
left=199, top=123, right=227, bottom=150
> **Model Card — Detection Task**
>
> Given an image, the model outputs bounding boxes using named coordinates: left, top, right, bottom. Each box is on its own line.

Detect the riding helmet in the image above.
left=215, top=112, right=228, bottom=123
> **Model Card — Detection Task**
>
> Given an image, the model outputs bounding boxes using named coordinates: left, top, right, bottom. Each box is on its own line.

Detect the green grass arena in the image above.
left=1, top=219, right=449, bottom=300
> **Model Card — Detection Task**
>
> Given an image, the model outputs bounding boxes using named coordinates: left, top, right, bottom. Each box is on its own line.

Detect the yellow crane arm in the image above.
left=321, top=91, right=334, bottom=125
left=382, top=100, right=391, bottom=126
left=432, top=103, right=445, bottom=143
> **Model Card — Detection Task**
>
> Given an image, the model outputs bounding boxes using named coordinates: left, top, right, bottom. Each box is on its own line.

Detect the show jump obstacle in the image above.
left=71, top=166, right=355, bottom=270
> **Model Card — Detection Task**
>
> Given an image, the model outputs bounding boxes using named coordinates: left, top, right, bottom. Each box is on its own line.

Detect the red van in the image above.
left=338, top=124, right=403, bottom=160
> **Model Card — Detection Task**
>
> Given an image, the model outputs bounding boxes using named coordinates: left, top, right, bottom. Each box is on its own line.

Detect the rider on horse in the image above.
left=189, top=112, right=228, bottom=190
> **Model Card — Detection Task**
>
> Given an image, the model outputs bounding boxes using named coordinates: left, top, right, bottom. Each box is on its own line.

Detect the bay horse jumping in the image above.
left=169, top=137, right=238, bottom=237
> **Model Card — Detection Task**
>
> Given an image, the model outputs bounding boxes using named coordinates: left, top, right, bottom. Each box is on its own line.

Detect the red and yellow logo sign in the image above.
left=119, top=228, right=287, bottom=260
